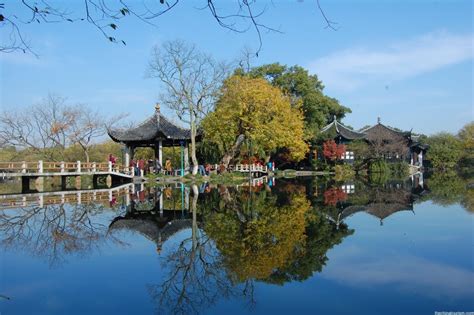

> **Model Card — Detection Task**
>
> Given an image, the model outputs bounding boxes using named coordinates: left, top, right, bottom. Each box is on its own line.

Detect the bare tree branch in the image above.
left=1, top=1, right=337, bottom=56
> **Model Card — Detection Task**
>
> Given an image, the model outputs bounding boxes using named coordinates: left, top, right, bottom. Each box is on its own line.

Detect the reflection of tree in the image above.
left=0, top=203, right=125, bottom=266
left=426, top=172, right=473, bottom=212
left=147, top=186, right=252, bottom=315
left=324, top=187, right=347, bottom=206
left=267, top=214, right=353, bottom=284
left=204, top=186, right=311, bottom=282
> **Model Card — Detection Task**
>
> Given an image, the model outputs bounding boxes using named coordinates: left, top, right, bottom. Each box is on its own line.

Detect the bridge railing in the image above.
left=234, top=164, right=268, bottom=173
left=0, top=160, right=130, bottom=175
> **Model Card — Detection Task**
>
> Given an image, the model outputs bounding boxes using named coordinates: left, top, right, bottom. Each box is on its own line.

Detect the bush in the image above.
left=368, top=160, right=390, bottom=174
left=334, top=164, right=355, bottom=181
left=388, top=161, right=409, bottom=178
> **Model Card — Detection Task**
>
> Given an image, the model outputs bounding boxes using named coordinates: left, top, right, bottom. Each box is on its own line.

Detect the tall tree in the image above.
left=147, top=40, right=228, bottom=175
left=244, top=63, right=351, bottom=141
left=202, top=75, right=309, bottom=167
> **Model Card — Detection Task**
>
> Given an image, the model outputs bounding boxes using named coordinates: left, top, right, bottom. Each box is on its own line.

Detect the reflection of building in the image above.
left=323, top=178, right=427, bottom=226
left=319, top=117, right=428, bottom=167
left=108, top=185, right=198, bottom=252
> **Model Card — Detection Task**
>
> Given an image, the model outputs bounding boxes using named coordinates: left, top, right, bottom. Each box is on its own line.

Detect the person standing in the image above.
left=165, top=159, right=172, bottom=175
left=130, top=159, right=136, bottom=176
left=138, top=159, right=145, bottom=177
left=155, top=158, right=162, bottom=174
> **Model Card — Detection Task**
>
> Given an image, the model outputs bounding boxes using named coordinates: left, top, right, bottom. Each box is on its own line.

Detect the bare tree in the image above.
left=147, top=40, right=229, bottom=175
left=366, top=132, right=409, bottom=161
left=1, top=1, right=336, bottom=56
left=0, top=94, right=126, bottom=162
left=0, top=95, right=72, bottom=160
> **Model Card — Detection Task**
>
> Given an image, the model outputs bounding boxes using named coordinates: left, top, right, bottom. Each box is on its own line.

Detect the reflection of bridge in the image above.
left=0, top=182, right=194, bottom=211
left=0, top=161, right=133, bottom=193
left=0, top=184, right=133, bottom=209
left=236, top=176, right=270, bottom=188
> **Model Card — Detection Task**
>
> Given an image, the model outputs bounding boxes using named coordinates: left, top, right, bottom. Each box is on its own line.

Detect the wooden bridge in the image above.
left=0, top=161, right=133, bottom=193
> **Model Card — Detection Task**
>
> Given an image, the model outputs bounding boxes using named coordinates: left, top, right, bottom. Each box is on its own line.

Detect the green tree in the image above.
left=202, top=75, right=308, bottom=167
left=458, top=122, right=474, bottom=170
left=244, top=63, right=351, bottom=142
left=426, top=132, right=463, bottom=170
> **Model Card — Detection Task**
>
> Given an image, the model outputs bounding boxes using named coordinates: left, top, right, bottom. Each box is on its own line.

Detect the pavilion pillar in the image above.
left=125, top=145, right=131, bottom=171
left=158, top=140, right=163, bottom=167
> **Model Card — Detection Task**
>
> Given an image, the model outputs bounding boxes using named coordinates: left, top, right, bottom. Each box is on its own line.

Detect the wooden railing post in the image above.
left=92, top=162, right=96, bottom=172
left=38, top=160, right=43, bottom=174
left=21, top=161, right=27, bottom=173
left=108, top=161, right=113, bottom=172
left=60, top=162, right=65, bottom=173
left=76, top=161, right=81, bottom=173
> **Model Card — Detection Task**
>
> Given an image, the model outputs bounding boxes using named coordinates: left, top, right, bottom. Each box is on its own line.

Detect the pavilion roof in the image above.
left=108, top=107, right=191, bottom=143
left=108, top=216, right=195, bottom=247
left=359, top=121, right=411, bottom=141
left=320, top=117, right=366, bottom=140
left=340, top=203, right=413, bottom=222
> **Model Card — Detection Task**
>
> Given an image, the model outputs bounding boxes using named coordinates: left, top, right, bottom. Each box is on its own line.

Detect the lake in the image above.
left=0, top=174, right=473, bottom=315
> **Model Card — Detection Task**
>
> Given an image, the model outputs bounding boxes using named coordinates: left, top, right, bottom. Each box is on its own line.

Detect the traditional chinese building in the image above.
left=319, top=117, right=428, bottom=166
left=319, top=116, right=366, bottom=161
left=108, top=105, right=193, bottom=174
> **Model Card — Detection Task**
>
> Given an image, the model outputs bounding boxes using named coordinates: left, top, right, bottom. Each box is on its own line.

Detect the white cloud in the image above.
left=309, top=31, right=474, bottom=91
left=322, top=250, right=474, bottom=299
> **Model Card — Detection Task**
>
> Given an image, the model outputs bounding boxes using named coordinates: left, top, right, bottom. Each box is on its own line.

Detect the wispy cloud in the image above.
left=309, top=31, right=474, bottom=91
left=322, top=249, right=474, bottom=299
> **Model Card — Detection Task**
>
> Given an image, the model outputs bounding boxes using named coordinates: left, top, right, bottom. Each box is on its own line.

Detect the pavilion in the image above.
left=108, top=105, right=193, bottom=175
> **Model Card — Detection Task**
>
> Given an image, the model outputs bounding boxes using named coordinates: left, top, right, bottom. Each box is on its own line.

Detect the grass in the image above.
left=145, top=171, right=250, bottom=185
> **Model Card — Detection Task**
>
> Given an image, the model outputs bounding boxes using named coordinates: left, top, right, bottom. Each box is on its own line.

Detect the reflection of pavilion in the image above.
left=337, top=202, right=414, bottom=226
left=109, top=185, right=199, bottom=252
left=326, top=176, right=426, bottom=226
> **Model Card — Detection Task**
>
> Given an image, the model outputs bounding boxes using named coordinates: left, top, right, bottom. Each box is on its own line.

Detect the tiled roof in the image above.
left=320, top=119, right=366, bottom=140
left=108, top=111, right=191, bottom=143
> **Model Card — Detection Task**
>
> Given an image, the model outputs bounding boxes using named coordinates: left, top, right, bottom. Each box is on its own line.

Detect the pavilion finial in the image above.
left=155, top=103, right=160, bottom=112
left=333, top=115, right=337, bottom=122
left=377, top=116, right=381, bottom=124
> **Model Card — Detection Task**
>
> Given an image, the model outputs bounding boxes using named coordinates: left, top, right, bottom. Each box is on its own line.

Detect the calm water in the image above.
left=0, top=174, right=473, bottom=315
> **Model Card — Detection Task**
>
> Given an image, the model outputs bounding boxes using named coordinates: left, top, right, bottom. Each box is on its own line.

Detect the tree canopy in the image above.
left=202, top=75, right=309, bottom=165
left=426, top=132, right=463, bottom=170
left=243, top=63, right=351, bottom=142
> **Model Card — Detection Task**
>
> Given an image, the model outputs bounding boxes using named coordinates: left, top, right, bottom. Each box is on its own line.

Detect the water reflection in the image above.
left=0, top=172, right=472, bottom=314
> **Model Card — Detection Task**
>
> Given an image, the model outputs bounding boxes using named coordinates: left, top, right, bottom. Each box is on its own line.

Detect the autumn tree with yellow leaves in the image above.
left=202, top=75, right=309, bottom=167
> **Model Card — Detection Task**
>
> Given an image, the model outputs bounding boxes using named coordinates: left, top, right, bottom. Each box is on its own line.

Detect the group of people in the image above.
left=198, top=164, right=212, bottom=176
left=128, top=158, right=174, bottom=176
left=109, top=153, right=275, bottom=177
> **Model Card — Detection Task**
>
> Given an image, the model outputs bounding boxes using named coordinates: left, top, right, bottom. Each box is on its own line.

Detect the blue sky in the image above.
left=1, top=0, right=472, bottom=135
